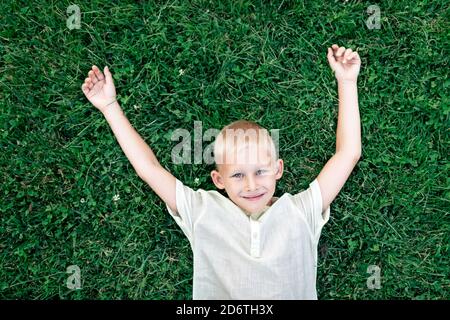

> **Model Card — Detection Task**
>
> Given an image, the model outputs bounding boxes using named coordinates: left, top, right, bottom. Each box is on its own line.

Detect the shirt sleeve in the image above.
left=291, top=179, right=330, bottom=242
left=165, top=178, right=206, bottom=246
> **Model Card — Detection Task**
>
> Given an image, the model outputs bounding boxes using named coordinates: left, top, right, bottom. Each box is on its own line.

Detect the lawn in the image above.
left=0, top=0, right=448, bottom=299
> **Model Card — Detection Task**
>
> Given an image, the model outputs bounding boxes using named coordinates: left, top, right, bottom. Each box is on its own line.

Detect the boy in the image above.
left=81, top=44, right=361, bottom=299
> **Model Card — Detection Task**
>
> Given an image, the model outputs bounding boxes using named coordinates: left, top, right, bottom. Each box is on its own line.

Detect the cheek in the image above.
left=263, top=179, right=277, bottom=193
left=226, top=181, right=242, bottom=193
left=259, top=176, right=276, bottom=186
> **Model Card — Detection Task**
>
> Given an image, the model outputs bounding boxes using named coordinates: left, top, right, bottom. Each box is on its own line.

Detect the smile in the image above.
left=242, top=193, right=266, bottom=201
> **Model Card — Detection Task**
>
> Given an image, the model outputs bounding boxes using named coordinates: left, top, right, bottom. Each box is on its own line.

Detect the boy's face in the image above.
left=210, top=141, right=284, bottom=215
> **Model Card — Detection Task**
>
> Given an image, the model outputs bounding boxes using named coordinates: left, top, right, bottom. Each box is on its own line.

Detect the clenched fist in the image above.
left=327, top=44, right=361, bottom=82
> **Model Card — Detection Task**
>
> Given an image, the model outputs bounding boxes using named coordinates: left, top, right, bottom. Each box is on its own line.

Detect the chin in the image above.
left=241, top=203, right=266, bottom=214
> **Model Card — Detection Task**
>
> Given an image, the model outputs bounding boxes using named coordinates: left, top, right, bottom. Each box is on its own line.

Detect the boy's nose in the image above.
left=244, top=175, right=257, bottom=191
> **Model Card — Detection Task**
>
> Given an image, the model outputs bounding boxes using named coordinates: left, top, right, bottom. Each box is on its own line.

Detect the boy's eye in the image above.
left=231, top=170, right=267, bottom=178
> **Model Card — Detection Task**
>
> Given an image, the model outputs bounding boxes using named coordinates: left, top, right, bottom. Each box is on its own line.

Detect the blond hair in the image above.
left=213, top=120, right=278, bottom=168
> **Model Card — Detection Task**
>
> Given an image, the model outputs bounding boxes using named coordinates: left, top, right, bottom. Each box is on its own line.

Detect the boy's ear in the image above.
left=210, top=170, right=226, bottom=189
left=275, top=159, right=284, bottom=180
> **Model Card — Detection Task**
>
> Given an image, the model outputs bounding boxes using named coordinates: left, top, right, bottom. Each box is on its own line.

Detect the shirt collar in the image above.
left=249, top=196, right=279, bottom=220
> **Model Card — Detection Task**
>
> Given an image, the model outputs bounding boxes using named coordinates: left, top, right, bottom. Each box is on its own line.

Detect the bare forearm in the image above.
left=102, top=102, right=160, bottom=177
left=335, top=80, right=361, bottom=157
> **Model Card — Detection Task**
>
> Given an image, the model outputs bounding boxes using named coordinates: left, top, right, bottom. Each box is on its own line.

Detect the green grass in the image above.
left=1, top=0, right=448, bottom=299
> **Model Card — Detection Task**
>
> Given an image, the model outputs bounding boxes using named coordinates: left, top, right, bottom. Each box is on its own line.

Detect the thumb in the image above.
left=104, top=66, right=114, bottom=85
left=327, top=47, right=338, bottom=71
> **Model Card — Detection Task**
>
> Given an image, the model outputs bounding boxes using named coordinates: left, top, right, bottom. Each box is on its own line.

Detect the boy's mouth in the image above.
left=242, top=193, right=266, bottom=202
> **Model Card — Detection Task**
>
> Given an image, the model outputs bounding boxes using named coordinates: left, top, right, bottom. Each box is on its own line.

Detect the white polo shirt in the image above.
left=166, top=178, right=330, bottom=300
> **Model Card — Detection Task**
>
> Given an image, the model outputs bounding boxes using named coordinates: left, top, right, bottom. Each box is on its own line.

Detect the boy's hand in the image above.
left=327, top=44, right=361, bottom=82
left=81, top=65, right=117, bottom=113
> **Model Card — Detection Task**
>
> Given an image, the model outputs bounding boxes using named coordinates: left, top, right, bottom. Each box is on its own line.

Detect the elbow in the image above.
left=137, top=171, right=146, bottom=181
left=351, top=146, right=362, bottom=163
left=354, top=147, right=362, bottom=162
left=338, top=147, right=362, bottom=163
left=136, top=166, right=148, bottom=180
left=136, top=161, right=162, bottom=181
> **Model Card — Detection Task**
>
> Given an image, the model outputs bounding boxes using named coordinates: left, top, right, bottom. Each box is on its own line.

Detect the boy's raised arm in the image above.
left=316, top=45, right=362, bottom=211
left=81, top=65, right=177, bottom=213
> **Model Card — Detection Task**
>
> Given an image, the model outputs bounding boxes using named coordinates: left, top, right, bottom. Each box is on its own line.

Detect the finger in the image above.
left=93, top=65, right=105, bottom=81
left=343, top=48, right=353, bottom=63
left=327, top=47, right=338, bottom=70
left=344, top=52, right=355, bottom=63
left=103, top=66, right=114, bottom=85
left=81, top=83, right=90, bottom=95
left=348, top=51, right=360, bottom=63
left=88, top=70, right=99, bottom=84
left=327, top=47, right=336, bottom=61
left=84, top=77, right=93, bottom=87
left=348, top=52, right=357, bottom=62
left=344, top=48, right=353, bottom=59
left=336, top=46, right=346, bottom=57
left=84, top=77, right=92, bottom=88
left=331, top=44, right=340, bottom=56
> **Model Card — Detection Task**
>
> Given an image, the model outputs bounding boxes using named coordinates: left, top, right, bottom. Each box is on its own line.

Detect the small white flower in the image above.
left=194, top=178, right=200, bottom=184
left=80, top=198, right=85, bottom=203
left=178, top=68, right=185, bottom=76
left=133, top=104, right=141, bottom=110
left=112, top=194, right=120, bottom=202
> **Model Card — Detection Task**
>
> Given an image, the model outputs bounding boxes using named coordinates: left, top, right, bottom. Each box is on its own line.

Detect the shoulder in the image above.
left=175, top=179, right=229, bottom=206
